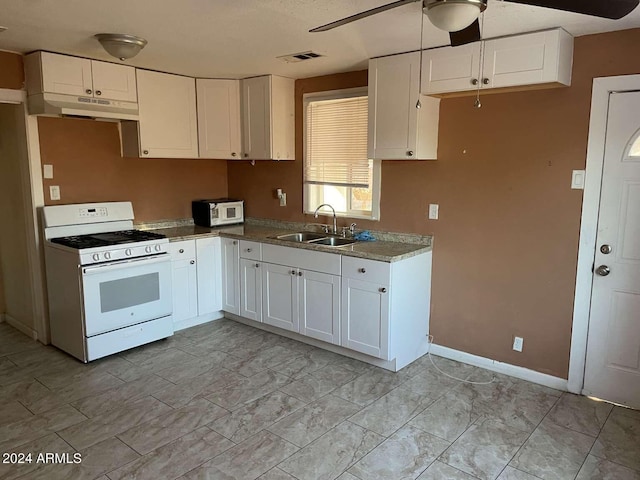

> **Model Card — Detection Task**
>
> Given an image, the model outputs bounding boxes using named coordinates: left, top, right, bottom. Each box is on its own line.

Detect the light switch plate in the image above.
left=428, top=204, right=439, bottom=220
left=571, top=170, right=585, bottom=190
left=49, top=185, right=60, bottom=201
left=43, top=164, right=54, bottom=179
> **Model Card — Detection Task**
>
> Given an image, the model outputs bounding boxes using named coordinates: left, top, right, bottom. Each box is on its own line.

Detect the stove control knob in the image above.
left=92, top=253, right=100, bottom=262
left=125, top=248, right=132, bottom=256
left=145, top=246, right=152, bottom=253
left=104, top=252, right=111, bottom=260
left=154, top=244, right=162, bottom=252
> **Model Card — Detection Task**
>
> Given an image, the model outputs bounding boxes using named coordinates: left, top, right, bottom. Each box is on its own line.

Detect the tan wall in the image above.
left=0, top=253, right=5, bottom=316
left=38, top=117, right=228, bottom=222
left=229, top=28, right=640, bottom=379
left=0, top=51, right=24, bottom=90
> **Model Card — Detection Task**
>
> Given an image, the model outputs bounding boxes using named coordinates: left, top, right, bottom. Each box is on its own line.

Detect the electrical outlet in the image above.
left=43, top=164, right=54, bottom=179
left=428, top=204, right=439, bottom=220
left=49, top=185, right=61, bottom=201
left=513, top=336, right=524, bottom=352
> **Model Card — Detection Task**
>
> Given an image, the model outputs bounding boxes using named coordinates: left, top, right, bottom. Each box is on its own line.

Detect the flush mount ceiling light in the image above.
left=94, top=33, right=147, bottom=61
left=423, top=0, right=487, bottom=32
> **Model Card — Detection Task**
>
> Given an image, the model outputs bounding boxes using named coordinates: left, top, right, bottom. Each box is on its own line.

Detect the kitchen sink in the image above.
left=275, top=232, right=327, bottom=242
left=309, top=237, right=356, bottom=247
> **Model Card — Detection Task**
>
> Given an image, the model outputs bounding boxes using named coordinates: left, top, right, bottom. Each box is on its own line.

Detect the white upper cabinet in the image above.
left=197, top=79, right=242, bottom=159
left=421, top=28, right=573, bottom=96
left=25, top=51, right=137, bottom=102
left=241, top=75, right=295, bottom=161
left=127, top=69, right=199, bottom=158
left=368, top=52, right=440, bottom=160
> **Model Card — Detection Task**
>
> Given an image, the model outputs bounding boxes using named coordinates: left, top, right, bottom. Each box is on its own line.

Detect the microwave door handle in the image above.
left=82, top=254, right=170, bottom=275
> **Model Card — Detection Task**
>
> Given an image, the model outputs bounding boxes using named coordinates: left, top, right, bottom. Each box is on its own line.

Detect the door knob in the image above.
left=600, top=244, right=612, bottom=254
left=595, top=265, right=610, bottom=276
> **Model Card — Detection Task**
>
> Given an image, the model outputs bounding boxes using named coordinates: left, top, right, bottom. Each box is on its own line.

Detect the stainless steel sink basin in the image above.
left=276, top=232, right=327, bottom=242
left=309, top=237, right=356, bottom=247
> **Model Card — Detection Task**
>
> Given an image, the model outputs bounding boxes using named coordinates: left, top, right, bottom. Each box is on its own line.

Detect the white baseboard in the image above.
left=4, top=314, right=38, bottom=341
left=430, top=343, right=568, bottom=392
left=173, top=311, right=224, bottom=332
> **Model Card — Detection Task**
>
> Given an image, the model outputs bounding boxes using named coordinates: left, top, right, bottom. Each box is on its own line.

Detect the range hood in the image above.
left=27, top=92, right=139, bottom=121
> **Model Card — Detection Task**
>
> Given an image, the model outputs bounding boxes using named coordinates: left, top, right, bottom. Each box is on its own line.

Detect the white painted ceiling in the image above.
left=0, top=0, right=638, bottom=79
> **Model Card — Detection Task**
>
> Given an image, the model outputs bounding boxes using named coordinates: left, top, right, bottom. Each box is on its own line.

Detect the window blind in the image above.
left=304, top=95, right=369, bottom=188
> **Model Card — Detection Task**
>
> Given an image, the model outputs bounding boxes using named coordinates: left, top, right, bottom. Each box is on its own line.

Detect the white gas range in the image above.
left=43, top=201, right=173, bottom=362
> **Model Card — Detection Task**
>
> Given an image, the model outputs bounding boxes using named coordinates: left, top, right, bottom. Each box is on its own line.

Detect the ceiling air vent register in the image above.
left=277, top=51, right=324, bottom=63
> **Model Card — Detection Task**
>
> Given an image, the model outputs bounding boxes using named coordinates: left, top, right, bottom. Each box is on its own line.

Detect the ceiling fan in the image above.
left=310, top=0, right=639, bottom=46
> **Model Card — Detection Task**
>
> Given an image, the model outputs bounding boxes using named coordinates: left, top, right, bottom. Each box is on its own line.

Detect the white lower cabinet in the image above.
left=341, top=277, right=389, bottom=359
left=170, top=237, right=222, bottom=328
left=170, top=241, right=198, bottom=324
left=240, top=258, right=262, bottom=322
left=262, top=262, right=298, bottom=332
left=221, top=238, right=240, bottom=315
left=299, top=270, right=340, bottom=345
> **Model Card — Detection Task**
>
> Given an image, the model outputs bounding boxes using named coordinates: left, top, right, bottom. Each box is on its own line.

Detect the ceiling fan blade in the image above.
left=310, top=0, right=420, bottom=32
left=502, top=0, right=639, bottom=19
left=449, top=19, right=481, bottom=46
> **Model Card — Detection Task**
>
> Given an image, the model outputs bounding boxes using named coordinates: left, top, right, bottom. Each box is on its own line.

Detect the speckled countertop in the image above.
left=141, top=219, right=432, bottom=263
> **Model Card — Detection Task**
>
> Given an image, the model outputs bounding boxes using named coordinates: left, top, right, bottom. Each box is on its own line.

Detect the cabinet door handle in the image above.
left=231, top=152, right=237, bottom=157
left=291, top=270, right=296, bottom=275
left=233, top=241, right=238, bottom=245
left=406, top=151, right=414, bottom=157
left=143, top=150, right=149, bottom=155
left=358, top=268, right=366, bottom=273
left=190, top=260, right=195, bottom=265
left=96, top=90, right=102, bottom=95
left=482, top=78, right=490, bottom=85
left=244, top=153, right=249, bottom=158
left=85, top=88, right=92, bottom=95
left=298, top=271, right=303, bottom=276
left=379, top=287, right=387, bottom=293
left=471, top=78, right=478, bottom=86
left=246, top=248, right=252, bottom=252
left=255, top=263, right=260, bottom=268
left=179, top=249, right=184, bottom=253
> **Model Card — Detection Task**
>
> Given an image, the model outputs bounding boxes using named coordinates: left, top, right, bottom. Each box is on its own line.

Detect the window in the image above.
left=628, top=130, right=640, bottom=157
left=303, top=88, right=380, bottom=220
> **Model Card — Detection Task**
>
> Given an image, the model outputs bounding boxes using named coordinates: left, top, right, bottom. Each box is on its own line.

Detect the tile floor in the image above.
left=0, top=319, right=639, bottom=480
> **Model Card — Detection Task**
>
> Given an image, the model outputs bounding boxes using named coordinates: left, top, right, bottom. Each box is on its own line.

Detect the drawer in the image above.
left=169, top=240, right=196, bottom=259
left=239, top=240, right=262, bottom=260
left=342, top=256, right=390, bottom=285
left=262, top=243, right=341, bottom=275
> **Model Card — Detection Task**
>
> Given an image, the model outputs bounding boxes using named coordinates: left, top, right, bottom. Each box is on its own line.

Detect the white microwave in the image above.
left=192, top=198, right=244, bottom=227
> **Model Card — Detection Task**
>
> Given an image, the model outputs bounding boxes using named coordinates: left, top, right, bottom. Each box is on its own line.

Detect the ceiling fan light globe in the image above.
left=424, top=0, right=485, bottom=32
left=95, top=33, right=147, bottom=61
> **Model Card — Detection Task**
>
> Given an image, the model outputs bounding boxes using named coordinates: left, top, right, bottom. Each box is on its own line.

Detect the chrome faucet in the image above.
left=313, top=204, right=337, bottom=235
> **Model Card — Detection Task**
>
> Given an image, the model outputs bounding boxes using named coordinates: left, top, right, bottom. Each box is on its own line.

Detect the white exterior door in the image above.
left=262, top=263, right=298, bottom=332
left=299, top=270, right=340, bottom=345
left=583, top=91, right=640, bottom=409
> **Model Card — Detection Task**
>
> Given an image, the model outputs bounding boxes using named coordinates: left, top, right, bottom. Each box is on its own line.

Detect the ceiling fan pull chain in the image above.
left=416, top=3, right=426, bottom=110
left=474, top=11, right=485, bottom=109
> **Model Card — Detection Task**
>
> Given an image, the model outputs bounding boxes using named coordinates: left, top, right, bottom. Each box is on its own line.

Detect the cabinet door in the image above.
left=40, top=52, right=92, bottom=96
left=90, top=60, right=137, bottom=102
left=421, top=43, right=481, bottom=95
left=299, top=270, right=340, bottom=345
left=136, top=69, right=199, bottom=158
left=196, top=237, right=222, bottom=316
left=368, top=53, right=420, bottom=160
left=221, top=238, right=240, bottom=315
left=241, top=76, right=271, bottom=160
left=262, top=263, right=298, bottom=332
left=197, top=79, right=242, bottom=159
left=483, top=29, right=565, bottom=88
left=341, top=278, right=390, bottom=359
left=171, top=258, right=198, bottom=324
left=240, top=258, right=262, bottom=322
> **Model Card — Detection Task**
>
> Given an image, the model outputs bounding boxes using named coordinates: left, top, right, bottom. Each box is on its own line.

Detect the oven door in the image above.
left=81, top=254, right=172, bottom=336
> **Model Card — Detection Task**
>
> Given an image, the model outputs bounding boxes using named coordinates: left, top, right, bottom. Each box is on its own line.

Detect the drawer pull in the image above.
left=255, top=263, right=260, bottom=268
left=179, top=249, right=184, bottom=253
left=379, top=287, right=387, bottom=293
left=246, top=248, right=252, bottom=252
left=190, top=260, right=195, bottom=265
left=358, top=268, right=366, bottom=273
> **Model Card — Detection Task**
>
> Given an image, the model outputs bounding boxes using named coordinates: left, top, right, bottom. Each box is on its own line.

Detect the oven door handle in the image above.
left=82, top=254, right=170, bottom=275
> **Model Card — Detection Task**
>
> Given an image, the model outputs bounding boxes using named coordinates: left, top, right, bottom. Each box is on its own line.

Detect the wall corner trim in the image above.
left=430, top=343, right=568, bottom=392
left=4, top=314, right=38, bottom=341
